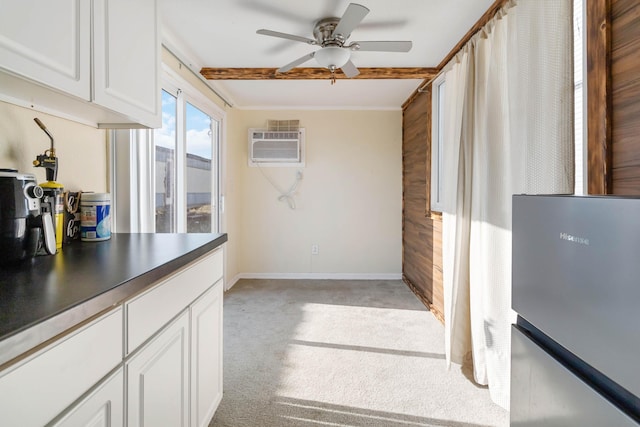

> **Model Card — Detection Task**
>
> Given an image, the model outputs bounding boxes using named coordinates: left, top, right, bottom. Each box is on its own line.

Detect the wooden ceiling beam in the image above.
left=436, top=0, right=511, bottom=70
left=200, top=67, right=438, bottom=80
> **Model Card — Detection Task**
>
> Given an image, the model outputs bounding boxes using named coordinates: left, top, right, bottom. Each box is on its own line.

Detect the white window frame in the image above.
left=109, top=64, right=225, bottom=234
left=430, top=74, right=446, bottom=212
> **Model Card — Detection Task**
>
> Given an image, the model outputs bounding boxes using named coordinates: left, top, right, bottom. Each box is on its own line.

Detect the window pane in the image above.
left=185, top=102, right=213, bottom=233
left=437, top=81, right=446, bottom=205
left=154, top=90, right=177, bottom=233
left=431, top=77, right=446, bottom=212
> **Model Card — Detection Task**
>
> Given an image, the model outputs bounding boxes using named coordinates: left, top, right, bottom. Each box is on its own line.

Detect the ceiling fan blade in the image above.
left=341, top=60, right=360, bottom=78
left=350, top=41, right=413, bottom=52
left=277, top=52, right=316, bottom=73
left=332, top=3, right=370, bottom=40
left=257, top=29, right=317, bottom=45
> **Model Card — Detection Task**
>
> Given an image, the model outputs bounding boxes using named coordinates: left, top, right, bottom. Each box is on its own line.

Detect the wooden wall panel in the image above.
left=402, top=88, right=444, bottom=322
left=586, top=0, right=612, bottom=194
left=430, top=214, right=443, bottom=317
left=610, top=0, right=640, bottom=194
left=589, top=0, right=640, bottom=194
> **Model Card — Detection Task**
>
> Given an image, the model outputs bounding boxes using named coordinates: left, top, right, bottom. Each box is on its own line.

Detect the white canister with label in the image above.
left=80, top=193, right=111, bottom=241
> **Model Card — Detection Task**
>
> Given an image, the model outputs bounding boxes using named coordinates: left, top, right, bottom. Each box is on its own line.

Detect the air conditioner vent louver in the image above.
left=248, top=128, right=305, bottom=166
left=267, top=119, right=299, bottom=131
left=262, top=131, right=299, bottom=140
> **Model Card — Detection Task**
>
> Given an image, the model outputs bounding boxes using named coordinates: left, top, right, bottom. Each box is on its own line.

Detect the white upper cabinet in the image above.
left=0, top=0, right=160, bottom=128
left=93, top=0, right=160, bottom=128
left=0, top=0, right=91, bottom=100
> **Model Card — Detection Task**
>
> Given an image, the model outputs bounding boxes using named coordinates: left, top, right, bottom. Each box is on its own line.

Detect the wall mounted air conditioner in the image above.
left=248, top=128, right=305, bottom=167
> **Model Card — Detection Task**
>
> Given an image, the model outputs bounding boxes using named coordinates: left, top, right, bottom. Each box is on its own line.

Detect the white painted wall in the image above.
left=0, top=62, right=403, bottom=284
left=0, top=101, right=107, bottom=192
left=227, top=109, right=402, bottom=279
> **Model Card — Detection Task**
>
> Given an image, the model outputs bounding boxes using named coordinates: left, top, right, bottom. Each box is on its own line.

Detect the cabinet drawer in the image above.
left=125, top=249, right=223, bottom=354
left=0, top=307, right=122, bottom=427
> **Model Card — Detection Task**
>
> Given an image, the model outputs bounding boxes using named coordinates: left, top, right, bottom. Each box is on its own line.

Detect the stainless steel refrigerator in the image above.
left=511, top=195, right=640, bottom=426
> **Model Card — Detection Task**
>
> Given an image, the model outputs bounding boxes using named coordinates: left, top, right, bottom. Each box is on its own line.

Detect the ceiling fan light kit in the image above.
left=314, top=46, right=351, bottom=70
left=256, top=3, right=413, bottom=84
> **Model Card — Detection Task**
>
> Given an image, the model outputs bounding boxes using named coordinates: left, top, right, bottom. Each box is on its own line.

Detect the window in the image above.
left=155, top=90, right=177, bottom=232
left=431, top=75, right=446, bottom=212
left=110, top=68, right=224, bottom=234
left=185, top=102, right=218, bottom=232
left=153, top=79, right=221, bottom=233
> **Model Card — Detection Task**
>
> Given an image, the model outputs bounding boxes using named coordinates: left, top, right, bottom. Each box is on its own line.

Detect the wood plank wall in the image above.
left=610, top=0, right=640, bottom=194
left=402, top=0, right=640, bottom=323
left=401, top=87, right=444, bottom=322
left=588, top=0, right=640, bottom=194
left=586, top=0, right=612, bottom=194
left=400, top=0, right=509, bottom=323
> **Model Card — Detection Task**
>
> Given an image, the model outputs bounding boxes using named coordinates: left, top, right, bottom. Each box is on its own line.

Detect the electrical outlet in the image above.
left=311, top=244, right=319, bottom=255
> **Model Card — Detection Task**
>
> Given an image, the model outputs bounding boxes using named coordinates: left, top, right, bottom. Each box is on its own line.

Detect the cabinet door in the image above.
left=51, top=368, right=124, bottom=427
left=0, top=0, right=90, bottom=100
left=190, top=281, right=224, bottom=427
left=127, top=311, right=189, bottom=427
left=92, top=0, right=160, bottom=128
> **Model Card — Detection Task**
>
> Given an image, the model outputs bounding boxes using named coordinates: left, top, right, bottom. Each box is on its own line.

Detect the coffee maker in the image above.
left=0, top=169, right=56, bottom=264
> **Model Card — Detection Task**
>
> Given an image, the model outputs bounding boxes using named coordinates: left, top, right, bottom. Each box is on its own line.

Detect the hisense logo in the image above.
left=559, top=232, right=590, bottom=246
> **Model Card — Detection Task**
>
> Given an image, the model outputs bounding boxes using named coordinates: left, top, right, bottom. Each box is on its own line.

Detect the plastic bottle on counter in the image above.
left=80, top=193, right=111, bottom=241
left=40, top=181, right=64, bottom=250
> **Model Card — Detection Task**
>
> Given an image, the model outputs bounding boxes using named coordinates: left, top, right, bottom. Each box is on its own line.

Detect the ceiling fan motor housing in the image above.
left=313, top=18, right=345, bottom=46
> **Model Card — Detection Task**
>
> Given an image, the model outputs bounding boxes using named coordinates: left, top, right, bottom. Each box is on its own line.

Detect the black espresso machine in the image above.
left=0, top=169, right=56, bottom=264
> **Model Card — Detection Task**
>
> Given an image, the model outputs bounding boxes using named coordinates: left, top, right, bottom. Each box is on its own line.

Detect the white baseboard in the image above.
left=225, top=272, right=401, bottom=289
left=224, top=273, right=243, bottom=291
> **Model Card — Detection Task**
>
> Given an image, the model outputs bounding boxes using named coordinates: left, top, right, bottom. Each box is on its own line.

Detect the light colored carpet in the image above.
left=210, top=279, right=508, bottom=427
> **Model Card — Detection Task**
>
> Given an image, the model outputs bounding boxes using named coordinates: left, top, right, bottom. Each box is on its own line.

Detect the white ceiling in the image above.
left=159, top=0, right=496, bottom=109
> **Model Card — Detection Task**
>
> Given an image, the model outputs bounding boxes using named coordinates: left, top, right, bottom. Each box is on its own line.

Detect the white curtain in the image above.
left=441, top=0, right=574, bottom=409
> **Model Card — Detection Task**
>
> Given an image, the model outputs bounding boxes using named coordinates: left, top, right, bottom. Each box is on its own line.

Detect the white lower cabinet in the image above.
left=125, top=278, right=224, bottom=427
left=0, top=308, right=122, bottom=427
left=0, top=248, right=223, bottom=427
left=51, top=368, right=124, bottom=427
left=125, top=250, right=224, bottom=427
left=126, top=311, right=190, bottom=427
left=190, top=281, right=224, bottom=427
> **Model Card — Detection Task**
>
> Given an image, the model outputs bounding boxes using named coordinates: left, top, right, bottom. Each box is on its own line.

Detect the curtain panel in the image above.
left=441, top=0, right=574, bottom=409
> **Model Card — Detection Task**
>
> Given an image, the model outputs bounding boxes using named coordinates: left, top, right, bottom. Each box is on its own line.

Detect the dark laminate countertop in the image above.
left=0, top=232, right=227, bottom=366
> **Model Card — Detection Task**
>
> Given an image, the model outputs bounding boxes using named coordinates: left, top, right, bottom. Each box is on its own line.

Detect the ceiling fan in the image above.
left=256, top=3, right=412, bottom=81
